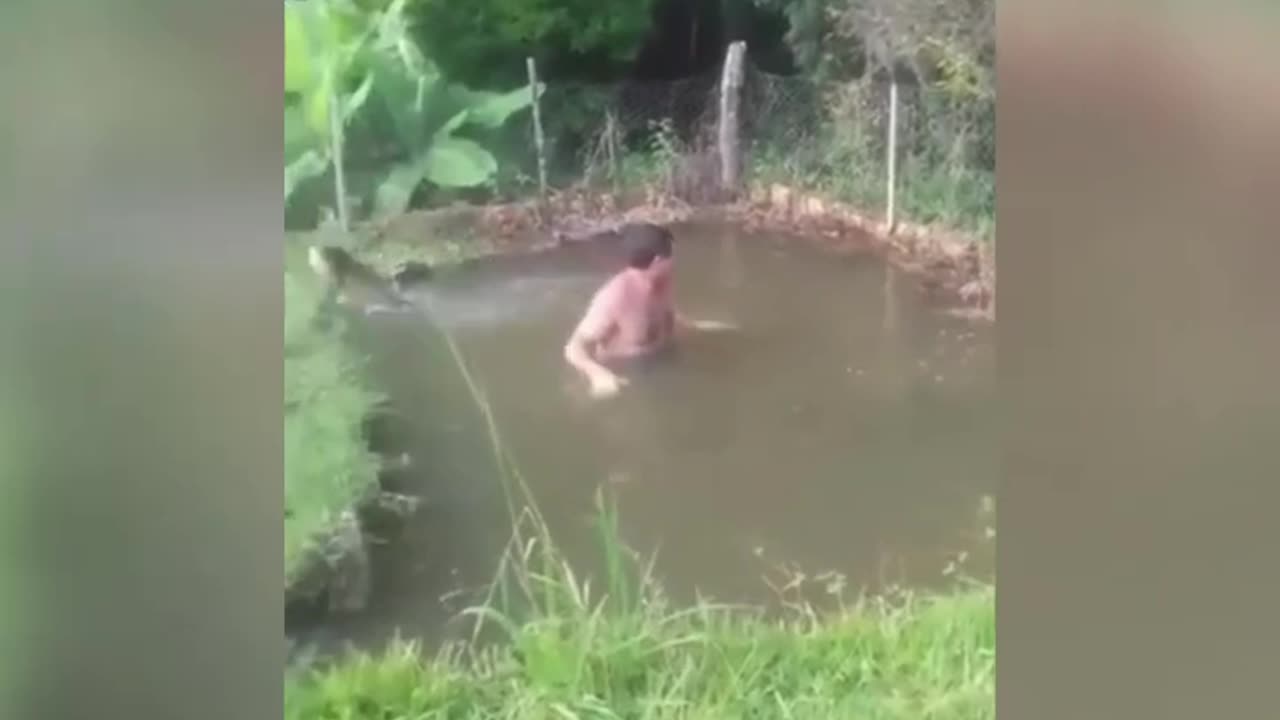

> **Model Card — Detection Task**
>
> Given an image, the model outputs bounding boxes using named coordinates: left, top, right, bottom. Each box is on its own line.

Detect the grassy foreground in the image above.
left=286, top=494, right=994, bottom=720
left=286, top=585, right=993, bottom=719
left=284, top=251, right=384, bottom=578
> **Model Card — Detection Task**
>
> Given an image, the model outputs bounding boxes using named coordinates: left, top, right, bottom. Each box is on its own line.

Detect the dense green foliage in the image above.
left=751, top=0, right=994, bottom=82
left=406, top=0, right=659, bottom=86
left=360, top=44, right=536, bottom=217
left=286, top=0, right=537, bottom=222
left=283, top=0, right=995, bottom=238
left=284, top=0, right=374, bottom=221
left=743, top=0, right=995, bottom=238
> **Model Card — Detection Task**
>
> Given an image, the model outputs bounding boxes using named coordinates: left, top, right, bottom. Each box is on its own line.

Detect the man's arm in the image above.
left=564, top=287, right=627, bottom=397
left=658, top=282, right=735, bottom=334
left=674, top=310, right=737, bottom=333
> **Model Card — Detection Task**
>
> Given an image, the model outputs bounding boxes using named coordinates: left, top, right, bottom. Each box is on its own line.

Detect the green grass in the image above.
left=285, top=493, right=994, bottom=720
left=750, top=138, right=995, bottom=244
left=286, top=583, right=993, bottom=719
left=284, top=319, right=995, bottom=719
left=284, top=250, right=385, bottom=580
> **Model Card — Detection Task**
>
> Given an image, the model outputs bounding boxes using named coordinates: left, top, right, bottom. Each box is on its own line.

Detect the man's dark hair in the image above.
left=620, top=223, right=673, bottom=269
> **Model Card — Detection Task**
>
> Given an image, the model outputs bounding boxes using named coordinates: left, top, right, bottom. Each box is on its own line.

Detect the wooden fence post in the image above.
left=526, top=57, right=548, bottom=212
left=605, top=110, right=620, bottom=195
left=717, top=41, right=747, bottom=199
left=328, top=84, right=349, bottom=231
left=885, top=78, right=899, bottom=234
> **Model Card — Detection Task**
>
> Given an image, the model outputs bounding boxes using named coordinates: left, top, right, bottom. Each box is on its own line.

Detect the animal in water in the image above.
left=307, top=245, right=419, bottom=314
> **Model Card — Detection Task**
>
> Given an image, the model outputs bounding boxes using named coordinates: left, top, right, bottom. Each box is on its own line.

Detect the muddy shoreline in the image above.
left=358, top=183, right=994, bottom=322
left=285, top=390, right=423, bottom=631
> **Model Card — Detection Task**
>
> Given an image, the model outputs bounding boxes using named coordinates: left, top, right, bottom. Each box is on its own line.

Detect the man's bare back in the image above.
left=563, top=223, right=733, bottom=398
left=581, top=269, right=675, bottom=360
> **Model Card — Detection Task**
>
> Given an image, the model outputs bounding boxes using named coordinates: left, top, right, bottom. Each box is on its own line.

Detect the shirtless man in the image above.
left=563, top=223, right=731, bottom=398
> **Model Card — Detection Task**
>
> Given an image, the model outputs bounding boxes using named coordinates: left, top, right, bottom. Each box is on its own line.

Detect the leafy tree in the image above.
left=750, top=0, right=994, bottom=86
left=405, top=0, right=660, bottom=86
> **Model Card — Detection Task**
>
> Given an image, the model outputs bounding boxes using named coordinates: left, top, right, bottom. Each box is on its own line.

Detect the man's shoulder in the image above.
left=572, top=273, right=629, bottom=337
left=593, top=272, right=630, bottom=303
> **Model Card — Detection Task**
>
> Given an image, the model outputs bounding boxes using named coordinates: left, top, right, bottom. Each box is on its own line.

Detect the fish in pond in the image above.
left=307, top=245, right=416, bottom=315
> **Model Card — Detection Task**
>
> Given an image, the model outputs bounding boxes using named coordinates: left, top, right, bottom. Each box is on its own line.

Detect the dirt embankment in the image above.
left=730, top=184, right=994, bottom=322
left=361, top=183, right=994, bottom=322
left=285, top=402, right=424, bottom=624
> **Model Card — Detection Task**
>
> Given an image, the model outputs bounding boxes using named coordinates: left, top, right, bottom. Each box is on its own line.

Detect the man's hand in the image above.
left=688, top=318, right=737, bottom=332
left=588, top=368, right=628, bottom=399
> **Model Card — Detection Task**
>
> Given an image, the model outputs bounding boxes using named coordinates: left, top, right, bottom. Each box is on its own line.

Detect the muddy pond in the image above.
left=289, top=221, right=995, bottom=655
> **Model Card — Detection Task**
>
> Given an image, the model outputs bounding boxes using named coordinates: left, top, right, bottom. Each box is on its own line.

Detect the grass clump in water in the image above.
left=284, top=259, right=384, bottom=580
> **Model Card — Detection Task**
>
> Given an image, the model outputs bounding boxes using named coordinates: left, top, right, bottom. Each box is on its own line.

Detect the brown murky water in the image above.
left=291, top=222, right=995, bottom=655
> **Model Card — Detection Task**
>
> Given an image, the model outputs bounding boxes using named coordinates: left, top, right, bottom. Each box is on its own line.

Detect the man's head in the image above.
left=621, top=223, right=674, bottom=281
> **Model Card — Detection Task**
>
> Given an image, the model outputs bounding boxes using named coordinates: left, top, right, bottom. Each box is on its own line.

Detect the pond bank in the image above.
left=734, top=183, right=995, bottom=322
left=352, top=181, right=994, bottom=323
left=284, top=262, right=425, bottom=622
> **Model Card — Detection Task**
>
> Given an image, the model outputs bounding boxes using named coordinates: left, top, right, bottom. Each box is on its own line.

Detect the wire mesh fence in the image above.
left=315, top=48, right=994, bottom=241
left=495, top=54, right=993, bottom=239
left=740, top=64, right=994, bottom=237
left=491, top=70, right=725, bottom=202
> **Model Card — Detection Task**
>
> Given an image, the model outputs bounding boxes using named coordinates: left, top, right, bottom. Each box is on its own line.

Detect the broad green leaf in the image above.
left=464, top=84, right=538, bottom=128
left=305, top=68, right=333, bottom=139
left=284, top=3, right=314, bottom=93
left=317, top=1, right=363, bottom=51
left=366, top=49, right=429, bottom=149
left=434, top=109, right=470, bottom=140
left=374, top=0, right=413, bottom=49
left=397, top=36, right=433, bottom=79
left=286, top=149, right=330, bottom=200
left=417, top=77, right=461, bottom=132
left=373, top=159, right=426, bottom=219
left=373, top=136, right=498, bottom=217
left=343, top=73, right=374, bottom=123
left=421, top=137, right=497, bottom=188
left=285, top=105, right=319, bottom=162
